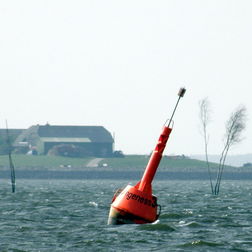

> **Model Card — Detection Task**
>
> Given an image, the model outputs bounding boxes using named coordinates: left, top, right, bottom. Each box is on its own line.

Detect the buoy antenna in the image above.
left=167, top=87, right=186, bottom=127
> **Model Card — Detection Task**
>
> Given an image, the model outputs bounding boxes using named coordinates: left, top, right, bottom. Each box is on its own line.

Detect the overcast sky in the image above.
left=1, top=1, right=251, bottom=156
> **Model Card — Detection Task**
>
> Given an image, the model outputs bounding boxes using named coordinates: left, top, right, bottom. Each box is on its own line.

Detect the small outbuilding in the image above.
left=14, top=124, right=114, bottom=157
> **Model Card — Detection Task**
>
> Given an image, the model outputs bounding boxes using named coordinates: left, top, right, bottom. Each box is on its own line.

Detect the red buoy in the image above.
left=108, top=87, right=186, bottom=224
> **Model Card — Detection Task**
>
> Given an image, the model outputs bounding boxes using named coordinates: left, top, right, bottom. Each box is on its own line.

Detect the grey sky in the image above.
left=1, top=1, right=251, bottom=155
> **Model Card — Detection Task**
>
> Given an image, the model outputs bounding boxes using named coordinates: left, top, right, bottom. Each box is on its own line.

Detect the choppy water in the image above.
left=0, top=179, right=251, bottom=251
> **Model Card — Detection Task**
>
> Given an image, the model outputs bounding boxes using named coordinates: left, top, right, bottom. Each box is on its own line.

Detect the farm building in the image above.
left=13, top=124, right=114, bottom=157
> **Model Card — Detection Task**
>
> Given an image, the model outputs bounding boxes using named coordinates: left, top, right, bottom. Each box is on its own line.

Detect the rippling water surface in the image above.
left=0, top=179, right=251, bottom=251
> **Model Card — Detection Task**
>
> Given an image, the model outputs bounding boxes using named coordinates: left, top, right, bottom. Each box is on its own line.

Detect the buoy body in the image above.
left=108, top=126, right=172, bottom=225
left=108, top=185, right=159, bottom=224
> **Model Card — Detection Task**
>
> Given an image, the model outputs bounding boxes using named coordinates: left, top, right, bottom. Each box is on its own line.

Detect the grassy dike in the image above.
left=0, top=154, right=92, bottom=170
left=100, top=155, right=220, bottom=172
left=0, top=154, right=223, bottom=172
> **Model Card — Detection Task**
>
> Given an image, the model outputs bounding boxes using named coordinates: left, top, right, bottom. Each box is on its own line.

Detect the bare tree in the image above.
left=199, top=100, right=247, bottom=195
left=199, top=98, right=214, bottom=194
left=214, top=105, right=247, bottom=195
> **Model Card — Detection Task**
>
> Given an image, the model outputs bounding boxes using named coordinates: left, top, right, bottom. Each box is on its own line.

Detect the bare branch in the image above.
left=224, top=105, right=247, bottom=146
left=199, top=97, right=213, bottom=194
left=199, top=97, right=211, bottom=138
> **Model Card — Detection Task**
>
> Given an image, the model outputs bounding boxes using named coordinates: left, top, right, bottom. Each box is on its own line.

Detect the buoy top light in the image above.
left=178, top=87, right=186, bottom=97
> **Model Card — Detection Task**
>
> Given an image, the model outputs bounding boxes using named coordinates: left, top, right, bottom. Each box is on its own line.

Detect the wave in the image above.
left=177, top=221, right=202, bottom=228
left=179, top=239, right=223, bottom=248
left=137, top=223, right=176, bottom=232
left=160, top=213, right=184, bottom=219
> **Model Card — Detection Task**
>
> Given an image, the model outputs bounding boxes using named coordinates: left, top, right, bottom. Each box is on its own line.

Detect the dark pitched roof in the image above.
left=37, top=125, right=113, bottom=143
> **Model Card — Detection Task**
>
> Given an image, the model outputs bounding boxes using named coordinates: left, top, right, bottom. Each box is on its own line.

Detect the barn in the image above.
left=14, top=124, right=114, bottom=157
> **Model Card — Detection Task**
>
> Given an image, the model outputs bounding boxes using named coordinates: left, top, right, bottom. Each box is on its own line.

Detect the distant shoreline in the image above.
left=0, top=170, right=251, bottom=180
left=1, top=154, right=251, bottom=180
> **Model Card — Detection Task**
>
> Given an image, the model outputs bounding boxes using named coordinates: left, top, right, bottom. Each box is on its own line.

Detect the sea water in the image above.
left=0, top=179, right=251, bottom=251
